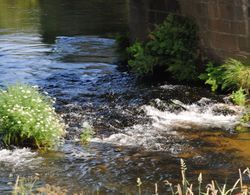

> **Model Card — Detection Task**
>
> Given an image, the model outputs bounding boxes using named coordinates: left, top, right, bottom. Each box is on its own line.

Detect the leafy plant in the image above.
left=127, top=14, right=199, bottom=81
left=0, top=84, right=65, bottom=149
left=199, top=62, right=224, bottom=92
left=146, top=14, right=199, bottom=81
left=221, top=58, right=250, bottom=93
left=200, top=59, right=250, bottom=94
left=230, top=88, right=247, bottom=106
left=80, top=125, right=95, bottom=144
left=127, top=42, right=155, bottom=75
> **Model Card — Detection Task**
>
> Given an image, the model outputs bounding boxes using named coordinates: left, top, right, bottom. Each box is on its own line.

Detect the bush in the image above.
left=221, top=58, right=250, bottom=93
left=0, top=84, right=65, bottom=149
left=199, top=62, right=224, bottom=92
left=80, top=122, right=95, bottom=144
left=200, top=59, right=250, bottom=94
left=127, top=14, right=199, bottom=81
left=127, top=42, right=155, bottom=75
left=230, top=88, right=247, bottom=106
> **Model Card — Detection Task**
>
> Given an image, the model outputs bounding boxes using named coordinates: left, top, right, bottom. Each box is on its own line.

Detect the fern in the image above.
left=200, top=59, right=250, bottom=95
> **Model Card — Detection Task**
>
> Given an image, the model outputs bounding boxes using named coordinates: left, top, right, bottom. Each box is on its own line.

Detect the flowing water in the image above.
left=0, top=0, right=249, bottom=194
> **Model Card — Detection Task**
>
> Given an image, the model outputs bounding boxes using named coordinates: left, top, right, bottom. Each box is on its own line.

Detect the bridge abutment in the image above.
left=129, top=0, right=250, bottom=61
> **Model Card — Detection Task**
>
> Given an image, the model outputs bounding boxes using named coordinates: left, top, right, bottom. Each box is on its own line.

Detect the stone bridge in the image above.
left=129, top=0, right=250, bottom=61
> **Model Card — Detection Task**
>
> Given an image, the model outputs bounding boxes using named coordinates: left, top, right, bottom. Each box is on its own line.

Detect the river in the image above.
left=0, top=0, right=249, bottom=194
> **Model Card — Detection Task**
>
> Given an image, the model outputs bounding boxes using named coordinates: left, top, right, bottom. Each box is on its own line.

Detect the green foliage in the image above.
left=200, top=59, right=250, bottom=95
left=221, top=58, right=250, bottom=93
left=146, top=14, right=199, bottom=80
left=127, top=14, right=199, bottom=81
left=236, top=105, right=250, bottom=131
left=241, top=107, right=250, bottom=123
left=127, top=42, right=155, bottom=75
left=230, top=88, right=247, bottom=106
left=0, top=84, right=65, bottom=149
left=199, top=62, right=224, bottom=92
left=80, top=126, right=95, bottom=144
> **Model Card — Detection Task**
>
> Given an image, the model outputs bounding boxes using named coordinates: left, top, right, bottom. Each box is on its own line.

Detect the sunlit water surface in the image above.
left=0, top=0, right=249, bottom=194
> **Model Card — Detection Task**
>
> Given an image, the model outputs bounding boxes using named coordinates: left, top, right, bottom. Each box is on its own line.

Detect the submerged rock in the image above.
left=211, top=103, right=244, bottom=116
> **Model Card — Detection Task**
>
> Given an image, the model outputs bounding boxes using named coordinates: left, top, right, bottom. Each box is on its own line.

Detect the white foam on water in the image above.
left=0, top=148, right=41, bottom=167
left=92, top=98, right=243, bottom=151
left=144, top=103, right=241, bottom=131
left=91, top=123, right=178, bottom=151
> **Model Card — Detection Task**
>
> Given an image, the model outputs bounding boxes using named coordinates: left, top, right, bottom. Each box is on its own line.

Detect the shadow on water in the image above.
left=38, top=0, right=129, bottom=43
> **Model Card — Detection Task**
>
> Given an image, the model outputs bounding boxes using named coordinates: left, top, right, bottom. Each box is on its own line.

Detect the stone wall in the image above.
left=129, top=0, right=250, bottom=61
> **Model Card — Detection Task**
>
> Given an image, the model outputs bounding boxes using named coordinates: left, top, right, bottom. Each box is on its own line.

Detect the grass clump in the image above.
left=80, top=122, right=95, bottom=144
left=12, top=160, right=250, bottom=194
left=127, top=14, right=199, bottom=81
left=199, top=58, right=250, bottom=117
left=164, top=159, right=250, bottom=195
left=230, top=88, right=247, bottom=106
left=200, top=59, right=250, bottom=95
left=137, top=159, right=250, bottom=195
left=13, top=176, right=68, bottom=195
left=221, top=58, right=250, bottom=94
left=0, top=84, right=65, bottom=149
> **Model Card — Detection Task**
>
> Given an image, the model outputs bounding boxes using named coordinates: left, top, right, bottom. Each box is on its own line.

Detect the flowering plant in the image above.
left=0, top=84, right=65, bottom=149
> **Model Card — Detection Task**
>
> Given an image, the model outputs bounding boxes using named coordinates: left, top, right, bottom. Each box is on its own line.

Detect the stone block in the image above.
left=210, top=32, right=239, bottom=51
left=208, top=19, right=231, bottom=32
left=195, top=2, right=209, bottom=17
left=234, top=6, right=245, bottom=20
left=148, top=10, right=157, bottom=24
left=207, top=2, right=219, bottom=18
left=200, top=31, right=211, bottom=48
left=197, top=18, right=209, bottom=30
left=231, top=21, right=246, bottom=35
left=218, top=4, right=235, bottom=20
left=239, top=36, right=250, bottom=52
left=148, top=0, right=180, bottom=12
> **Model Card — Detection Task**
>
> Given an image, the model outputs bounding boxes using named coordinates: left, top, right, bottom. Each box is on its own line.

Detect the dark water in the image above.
left=0, top=0, right=249, bottom=194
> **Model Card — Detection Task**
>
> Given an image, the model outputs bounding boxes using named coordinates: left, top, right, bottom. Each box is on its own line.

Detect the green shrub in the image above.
left=146, top=14, right=199, bottom=80
left=0, top=84, right=65, bottom=149
left=127, top=42, right=155, bottom=75
left=199, top=62, right=224, bottom=92
left=200, top=59, right=250, bottom=94
left=127, top=14, right=199, bottom=81
left=230, top=88, right=247, bottom=106
left=80, top=124, right=95, bottom=144
left=221, top=58, right=250, bottom=93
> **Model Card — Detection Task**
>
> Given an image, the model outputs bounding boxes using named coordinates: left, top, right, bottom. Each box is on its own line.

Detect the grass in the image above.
left=12, top=159, right=250, bottom=195
left=80, top=122, right=95, bottom=144
left=12, top=176, right=67, bottom=195
left=163, top=159, right=250, bottom=195
left=0, top=84, right=65, bottom=149
left=221, top=59, right=250, bottom=94
left=200, top=59, right=250, bottom=95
